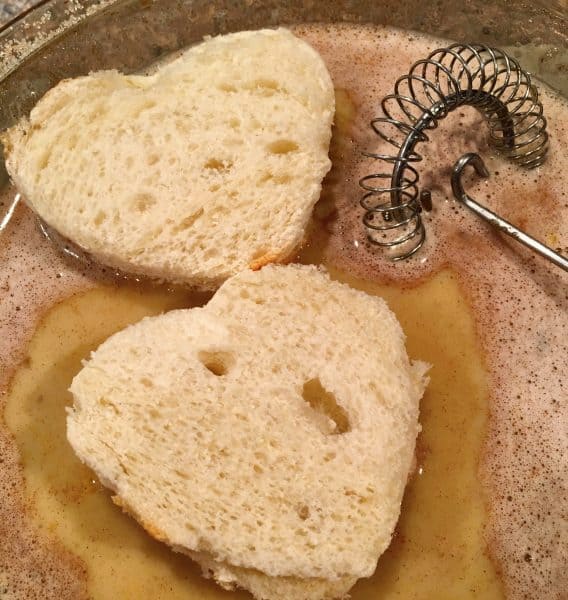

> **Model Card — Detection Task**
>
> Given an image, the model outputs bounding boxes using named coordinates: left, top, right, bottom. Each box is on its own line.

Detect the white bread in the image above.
left=186, top=549, right=358, bottom=600
left=67, top=264, right=429, bottom=598
left=1, top=29, right=334, bottom=289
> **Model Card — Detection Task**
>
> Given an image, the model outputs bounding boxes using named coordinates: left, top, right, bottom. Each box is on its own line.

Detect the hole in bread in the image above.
left=67, top=133, right=78, bottom=150
left=204, top=158, right=233, bottom=171
left=171, top=209, right=204, bottom=234
left=97, top=397, right=119, bottom=414
left=228, top=117, right=240, bottom=129
left=131, top=192, right=156, bottom=213
left=141, top=99, right=157, bottom=111
left=267, top=139, right=299, bottom=155
left=93, top=210, right=107, bottom=227
left=36, top=150, right=51, bottom=170
left=198, top=351, right=233, bottom=377
left=203, top=247, right=219, bottom=260
left=258, top=172, right=292, bottom=185
left=117, top=460, right=129, bottom=475
left=218, top=82, right=237, bottom=93
left=243, top=79, right=281, bottom=96
left=243, top=79, right=280, bottom=91
left=255, top=78, right=279, bottom=90
left=301, top=378, right=351, bottom=435
left=146, top=153, right=159, bottom=166
left=297, top=505, right=310, bottom=520
left=344, top=489, right=369, bottom=505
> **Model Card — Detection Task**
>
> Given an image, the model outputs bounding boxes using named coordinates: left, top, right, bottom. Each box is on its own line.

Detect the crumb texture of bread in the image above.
left=67, top=264, right=429, bottom=598
left=187, top=548, right=357, bottom=600
left=2, top=29, right=334, bottom=289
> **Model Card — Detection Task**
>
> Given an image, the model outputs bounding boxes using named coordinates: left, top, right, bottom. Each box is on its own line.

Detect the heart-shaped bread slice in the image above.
left=2, top=29, right=334, bottom=289
left=67, top=264, right=429, bottom=599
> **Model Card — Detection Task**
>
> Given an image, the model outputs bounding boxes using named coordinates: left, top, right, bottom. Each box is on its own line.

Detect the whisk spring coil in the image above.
left=360, top=43, right=549, bottom=260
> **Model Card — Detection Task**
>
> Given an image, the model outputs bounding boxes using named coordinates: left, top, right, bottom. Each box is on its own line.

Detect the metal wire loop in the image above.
left=360, top=43, right=549, bottom=260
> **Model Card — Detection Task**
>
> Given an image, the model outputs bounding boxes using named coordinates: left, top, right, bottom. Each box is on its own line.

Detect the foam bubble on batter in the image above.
left=293, top=23, right=568, bottom=599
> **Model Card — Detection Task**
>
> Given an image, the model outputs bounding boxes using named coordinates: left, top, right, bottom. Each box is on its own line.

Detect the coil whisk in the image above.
left=360, top=43, right=549, bottom=260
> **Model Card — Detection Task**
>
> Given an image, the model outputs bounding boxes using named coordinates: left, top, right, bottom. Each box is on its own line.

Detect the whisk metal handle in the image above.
left=452, top=153, right=568, bottom=273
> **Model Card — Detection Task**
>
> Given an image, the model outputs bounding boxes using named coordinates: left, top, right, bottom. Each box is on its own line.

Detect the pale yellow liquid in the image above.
left=5, top=264, right=503, bottom=599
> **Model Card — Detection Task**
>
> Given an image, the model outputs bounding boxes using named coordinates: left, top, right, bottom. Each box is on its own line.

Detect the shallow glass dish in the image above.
left=0, top=2, right=566, bottom=600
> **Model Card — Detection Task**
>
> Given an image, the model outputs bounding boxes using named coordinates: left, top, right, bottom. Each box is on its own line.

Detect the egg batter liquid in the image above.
left=0, top=22, right=566, bottom=600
